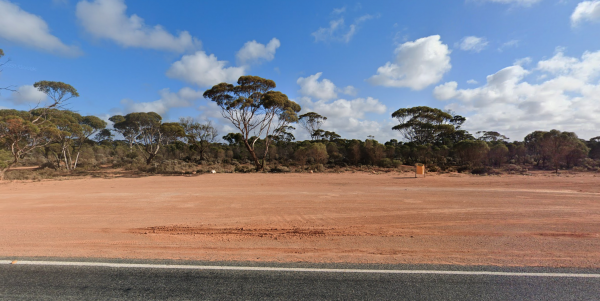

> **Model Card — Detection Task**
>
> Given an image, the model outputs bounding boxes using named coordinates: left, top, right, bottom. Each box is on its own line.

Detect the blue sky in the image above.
left=1, top=0, right=600, bottom=141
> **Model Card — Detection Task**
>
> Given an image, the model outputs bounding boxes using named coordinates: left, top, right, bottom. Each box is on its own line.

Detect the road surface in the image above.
left=1, top=260, right=599, bottom=300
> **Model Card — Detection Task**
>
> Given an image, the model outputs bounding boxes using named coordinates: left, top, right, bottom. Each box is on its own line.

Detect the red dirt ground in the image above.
left=1, top=171, right=599, bottom=267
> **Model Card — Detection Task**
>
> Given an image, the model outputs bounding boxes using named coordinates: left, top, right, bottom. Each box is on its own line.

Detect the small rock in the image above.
left=211, top=170, right=216, bottom=174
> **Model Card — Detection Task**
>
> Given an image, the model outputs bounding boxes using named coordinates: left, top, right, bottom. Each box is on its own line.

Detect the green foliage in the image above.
left=33, top=81, right=79, bottom=108
left=391, top=106, right=456, bottom=145
left=454, top=140, right=490, bottom=167
left=307, top=142, right=328, bottom=164
left=298, top=112, right=327, bottom=140
left=203, top=75, right=301, bottom=171
left=0, top=149, right=11, bottom=169
left=223, top=132, right=243, bottom=145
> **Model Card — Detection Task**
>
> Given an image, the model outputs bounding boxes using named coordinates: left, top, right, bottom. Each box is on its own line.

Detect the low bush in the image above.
left=310, top=163, right=325, bottom=172
left=271, top=166, right=290, bottom=173
left=427, top=165, right=441, bottom=172
left=138, top=160, right=197, bottom=174
left=471, top=166, right=501, bottom=175
left=235, top=165, right=255, bottom=173
left=456, top=165, right=471, bottom=173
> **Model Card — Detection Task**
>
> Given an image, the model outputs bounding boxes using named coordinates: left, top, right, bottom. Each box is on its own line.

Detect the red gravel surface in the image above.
left=1, top=172, right=599, bottom=267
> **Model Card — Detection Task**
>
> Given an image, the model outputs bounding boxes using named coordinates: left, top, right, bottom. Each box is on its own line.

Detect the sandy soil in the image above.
left=1, top=171, right=599, bottom=267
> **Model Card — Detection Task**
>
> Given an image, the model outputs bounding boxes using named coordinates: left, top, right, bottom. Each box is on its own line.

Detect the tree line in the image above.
left=1, top=49, right=599, bottom=179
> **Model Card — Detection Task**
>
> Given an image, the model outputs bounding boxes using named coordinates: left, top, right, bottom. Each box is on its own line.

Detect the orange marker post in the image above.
left=415, top=163, right=425, bottom=178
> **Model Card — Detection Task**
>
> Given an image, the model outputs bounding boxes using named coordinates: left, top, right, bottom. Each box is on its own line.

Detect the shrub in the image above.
left=427, top=165, right=441, bottom=172
left=271, top=166, right=290, bottom=173
left=310, top=163, right=325, bottom=172
left=138, top=160, right=197, bottom=174
left=456, top=165, right=470, bottom=173
left=471, top=166, right=500, bottom=175
left=379, top=158, right=393, bottom=168
left=234, top=165, right=254, bottom=173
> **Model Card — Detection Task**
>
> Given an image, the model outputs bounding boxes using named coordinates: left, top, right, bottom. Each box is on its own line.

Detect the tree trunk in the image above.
left=0, top=159, right=18, bottom=181
left=63, top=148, right=70, bottom=171
left=146, top=153, right=156, bottom=165
left=73, top=151, right=81, bottom=170
left=242, top=139, right=262, bottom=171
left=261, top=138, right=273, bottom=171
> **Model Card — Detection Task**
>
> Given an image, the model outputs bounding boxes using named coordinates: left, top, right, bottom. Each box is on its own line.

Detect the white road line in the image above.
left=2, top=260, right=600, bottom=278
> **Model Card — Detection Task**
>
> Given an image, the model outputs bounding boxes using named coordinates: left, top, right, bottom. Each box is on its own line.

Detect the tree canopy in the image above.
left=391, top=106, right=456, bottom=145
left=203, top=75, right=300, bottom=170
left=33, top=81, right=79, bottom=110
left=298, top=112, right=327, bottom=140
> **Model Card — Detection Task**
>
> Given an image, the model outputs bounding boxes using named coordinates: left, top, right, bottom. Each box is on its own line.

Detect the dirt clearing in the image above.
left=1, top=172, right=599, bottom=267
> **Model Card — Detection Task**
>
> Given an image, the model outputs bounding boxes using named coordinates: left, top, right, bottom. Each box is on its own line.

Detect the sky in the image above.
left=1, top=0, right=600, bottom=142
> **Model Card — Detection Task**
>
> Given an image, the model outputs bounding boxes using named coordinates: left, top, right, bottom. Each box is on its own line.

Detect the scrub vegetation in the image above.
left=1, top=48, right=599, bottom=181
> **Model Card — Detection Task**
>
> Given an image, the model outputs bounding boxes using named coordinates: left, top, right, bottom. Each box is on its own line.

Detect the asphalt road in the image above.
left=1, top=261, right=599, bottom=300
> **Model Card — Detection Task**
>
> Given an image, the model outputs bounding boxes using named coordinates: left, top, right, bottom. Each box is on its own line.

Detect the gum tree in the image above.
left=203, top=76, right=301, bottom=171
left=50, top=110, right=106, bottom=170
left=110, top=112, right=179, bottom=165
left=0, top=81, right=78, bottom=180
left=0, top=110, right=59, bottom=180
left=179, top=117, right=218, bottom=161
left=298, top=112, right=327, bottom=140
left=391, top=106, right=455, bottom=145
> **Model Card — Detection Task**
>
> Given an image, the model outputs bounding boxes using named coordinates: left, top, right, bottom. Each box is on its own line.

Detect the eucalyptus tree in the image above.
left=0, top=109, right=60, bottom=180
left=109, top=115, right=136, bottom=150
left=298, top=112, right=327, bottom=140
left=454, top=140, right=490, bottom=167
left=0, top=81, right=78, bottom=179
left=203, top=76, right=301, bottom=170
left=391, top=106, right=455, bottom=145
left=270, top=125, right=295, bottom=143
left=179, top=117, right=218, bottom=161
left=110, top=112, right=167, bottom=164
left=477, top=131, right=509, bottom=142
left=51, top=111, right=106, bottom=170
left=32, top=81, right=79, bottom=119
left=524, top=131, right=547, bottom=167
left=160, top=122, right=186, bottom=145
left=539, top=130, right=588, bottom=173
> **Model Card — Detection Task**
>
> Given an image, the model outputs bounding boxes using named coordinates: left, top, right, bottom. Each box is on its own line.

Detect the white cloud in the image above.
left=236, top=38, right=280, bottom=66
left=297, top=72, right=359, bottom=101
left=120, top=87, right=203, bottom=115
left=571, top=1, right=600, bottom=26
left=498, top=39, right=519, bottom=52
left=7, top=85, right=48, bottom=105
left=299, top=96, right=392, bottom=140
left=340, top=85, right=358, bottom=96
left=467, top=79, right=479, bottom=84
left=332, top=6, right=346, bottom=14
left=76, top=0, right=200, bottom=52
left=0, top=0, right=81, bottom=56
left=166, top=51, right=245, bottom=87
left=312, top=14, right=374, bottom=43
left=473, top=0, right=542, bottom=7
left=367, top=35, right=452, bottom=90
left=310, top=97, right=387, bottom=119
left=295, top=74, right=391, bottom=140
left=433, top=49, right=600, bottom=139
left=457, top=36, right=488, bottom=52
left=514, top=57, right=532, bottom=66
left=297, top=73, right=338, bottom=101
